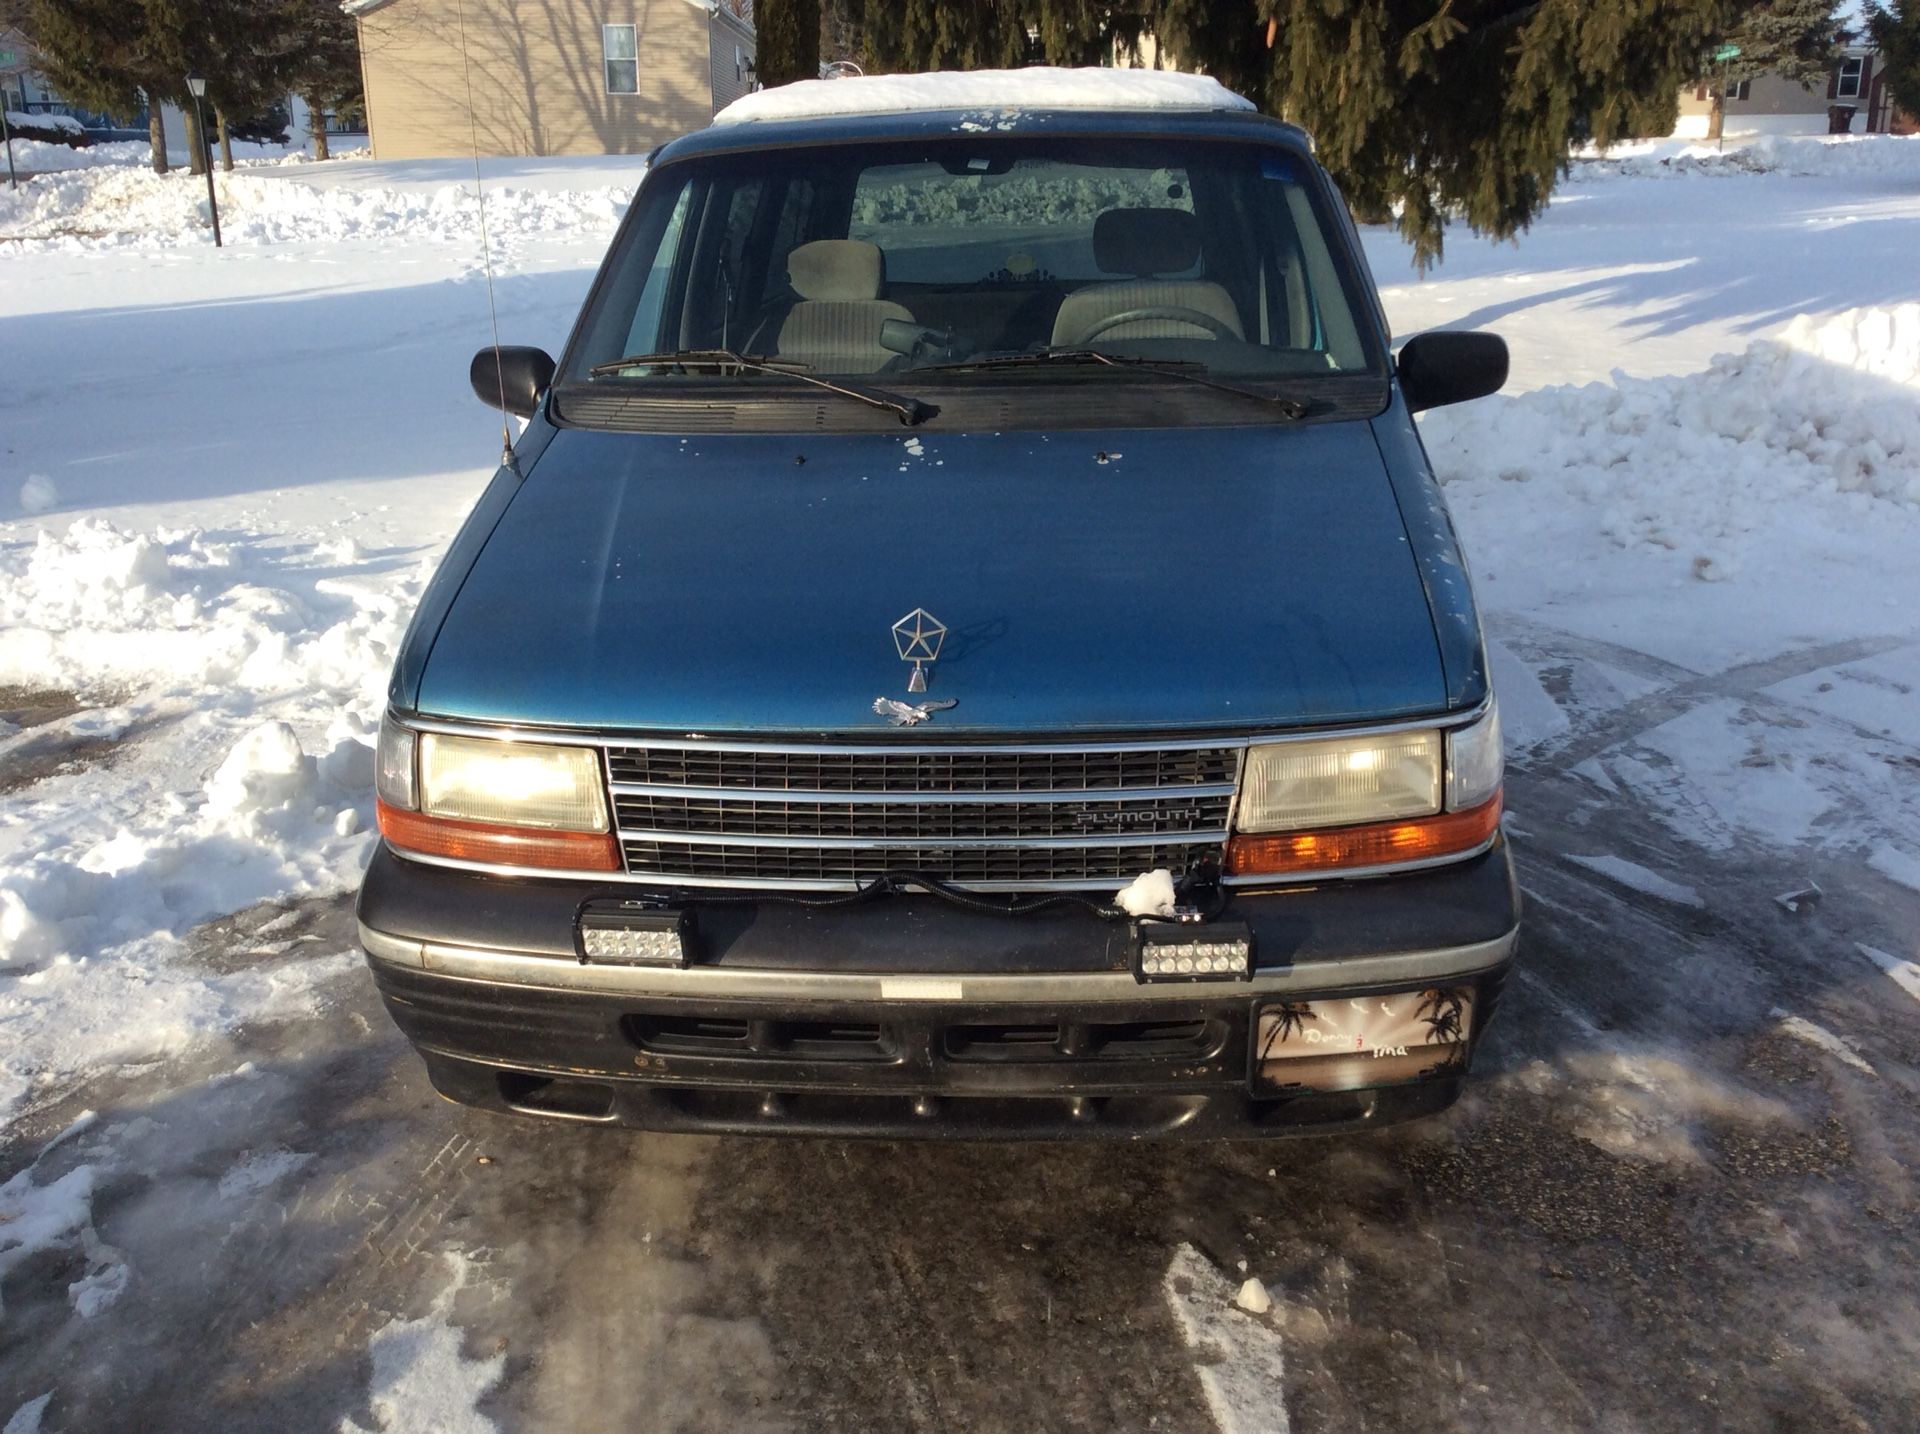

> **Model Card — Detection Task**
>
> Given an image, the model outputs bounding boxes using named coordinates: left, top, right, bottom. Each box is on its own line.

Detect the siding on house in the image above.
left=708, top=6, right=756, bottom=114
left=1674, top=48, right=1893, bottom=136
left=351, top=0, right=753, bottom=160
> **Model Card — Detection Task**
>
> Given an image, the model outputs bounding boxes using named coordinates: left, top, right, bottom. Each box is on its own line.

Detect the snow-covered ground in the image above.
left=1, top=127, right=1918, bottom=1430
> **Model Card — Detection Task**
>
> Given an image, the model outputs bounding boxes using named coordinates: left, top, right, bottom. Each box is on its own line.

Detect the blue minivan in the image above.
left=358, top=85, right=1517, bottom=1139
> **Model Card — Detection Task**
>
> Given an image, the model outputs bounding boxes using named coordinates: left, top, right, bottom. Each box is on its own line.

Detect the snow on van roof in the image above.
left=711, top=68, right=1255, bottom=127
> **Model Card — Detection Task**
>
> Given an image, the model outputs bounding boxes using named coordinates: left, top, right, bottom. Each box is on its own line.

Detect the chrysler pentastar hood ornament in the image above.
left=891, top=607, right=946, bottom=693
left=873, top=696, right=959, bottom=726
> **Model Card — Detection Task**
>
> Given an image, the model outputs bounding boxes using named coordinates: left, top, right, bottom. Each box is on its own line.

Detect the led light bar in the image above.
left=576, top=904, right=694, bottom=968
left=1132, top=920, right=1254, bottom=983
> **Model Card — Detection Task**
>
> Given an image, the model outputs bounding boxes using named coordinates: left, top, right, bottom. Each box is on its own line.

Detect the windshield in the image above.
left=567, top=137, right=1382, bottom=387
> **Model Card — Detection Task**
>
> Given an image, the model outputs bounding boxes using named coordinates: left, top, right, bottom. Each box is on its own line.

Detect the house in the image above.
left=1675, top=39, right=1906, bottom=138
left=342, top=0, right=755, bottom=160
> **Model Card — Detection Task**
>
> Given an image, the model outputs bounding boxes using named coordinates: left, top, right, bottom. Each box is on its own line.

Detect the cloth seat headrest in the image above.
left=1093, top=208, right=1201, bottom=277
left=788, top=239, right=887, bottom=301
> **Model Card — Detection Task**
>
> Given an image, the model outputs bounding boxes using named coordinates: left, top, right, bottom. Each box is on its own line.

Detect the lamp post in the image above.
left=185, top=72, right=221, bottom=247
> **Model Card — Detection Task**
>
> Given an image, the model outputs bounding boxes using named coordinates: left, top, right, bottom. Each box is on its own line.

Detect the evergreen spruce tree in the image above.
left=854, top=2, right=1734, bottom=266
left=758, top=0, right=824, bottom=87
left=1152, top=1, right=1735, bottom=265
left=854, top=0, right=1035, bottom=72
left=1698, top=0, right=1843, bottom=139
left=282, top=0, right=364, bottom=159
left=1869, top=2, right=1920, bottom=119
left=27, top=0, right=169, bottom=172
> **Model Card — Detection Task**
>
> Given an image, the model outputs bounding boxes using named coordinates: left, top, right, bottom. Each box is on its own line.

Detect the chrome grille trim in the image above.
left=613, top=828, right=1227, bottom=850
left=606, top=782, right=1238, bottom=804
left=603, top=735, right=1244, bottom=890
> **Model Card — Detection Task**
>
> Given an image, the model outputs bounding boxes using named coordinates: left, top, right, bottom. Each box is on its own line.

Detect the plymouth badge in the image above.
left=891, top=607, right=946, bottom=693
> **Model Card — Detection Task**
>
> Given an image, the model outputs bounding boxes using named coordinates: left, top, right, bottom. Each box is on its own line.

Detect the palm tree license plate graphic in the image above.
left=1254, top=988, right=1475, bottom=1093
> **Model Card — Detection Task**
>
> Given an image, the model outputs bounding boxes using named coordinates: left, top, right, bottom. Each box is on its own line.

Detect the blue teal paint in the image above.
left=406, top=422, right=1451, bottom=735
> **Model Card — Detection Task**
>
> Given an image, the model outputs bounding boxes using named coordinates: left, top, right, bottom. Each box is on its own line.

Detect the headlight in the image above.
left=374, top=719, right=619, bottom=872
left=1227, top=710, right=1503, bottom=879
left=1445, top=701, right=1503, bottom=811
left=1236, top=729, right=1441, bottom=834
left=418, top=732, right=609, bottom=831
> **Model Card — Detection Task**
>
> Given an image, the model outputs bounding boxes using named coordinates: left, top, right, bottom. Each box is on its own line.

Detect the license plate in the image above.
left=1254, top=987, right=1475, bottom=1093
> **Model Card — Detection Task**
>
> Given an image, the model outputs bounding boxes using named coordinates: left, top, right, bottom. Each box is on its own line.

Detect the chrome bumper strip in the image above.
left=359, top=921, right=1517, bottom=1005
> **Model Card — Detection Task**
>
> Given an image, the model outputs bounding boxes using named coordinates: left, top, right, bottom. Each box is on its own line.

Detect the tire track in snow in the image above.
left=1518, top=634, right=1915, bottom=775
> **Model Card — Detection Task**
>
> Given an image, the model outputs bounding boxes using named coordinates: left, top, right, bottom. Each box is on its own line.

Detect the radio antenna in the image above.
left=452, top=0, right=516, bottom=468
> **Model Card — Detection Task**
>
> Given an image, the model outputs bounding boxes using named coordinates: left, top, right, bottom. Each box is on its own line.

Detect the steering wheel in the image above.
left=1076, top=305, right=1238, bottom=344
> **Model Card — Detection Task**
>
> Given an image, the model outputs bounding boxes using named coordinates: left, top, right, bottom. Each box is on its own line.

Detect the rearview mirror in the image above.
left=470, top=345, right=555, bottom=418
left=1396, top=331, right=1508, bottom=414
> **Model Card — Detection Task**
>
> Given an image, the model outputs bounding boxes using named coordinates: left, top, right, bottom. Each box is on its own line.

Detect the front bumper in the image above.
left=358, top=839, right=1520, bottom=1140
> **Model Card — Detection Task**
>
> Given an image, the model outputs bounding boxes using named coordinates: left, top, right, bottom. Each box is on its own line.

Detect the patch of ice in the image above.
left=1162, top=1244, right=1289, bottom=1434
left=1486, top=641, right=1568, bottom=753
left=1115, top=869, right=1177, bottom=919
left=0, top=1164, right=95, bottom=1321
left=1857, top=944, right=1920, bottom=1006
left=343, top=1252, right=504, bottom=1434
left=1233, top=1277, right=1272, bottom=1315
left=1769, top=1009, right=1873, bottom=1075
left=715, top=68, right=1253, bottom=126
left=216, top=1148, right=313, bottom=1199
left=1867, top=843, right=1920, bottom=893
left=1567, top=854, right=1704, bottom=908
left=3, top=1393, right=52, bottom=1434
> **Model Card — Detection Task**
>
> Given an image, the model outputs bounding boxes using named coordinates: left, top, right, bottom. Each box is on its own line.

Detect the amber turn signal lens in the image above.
left=377, top=799, right=622, bottom=872
left=1226, top=792, right=1502, bottom=878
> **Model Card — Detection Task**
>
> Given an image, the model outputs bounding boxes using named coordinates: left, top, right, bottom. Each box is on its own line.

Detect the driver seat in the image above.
left=1051, top=208, right=1244, bottom=346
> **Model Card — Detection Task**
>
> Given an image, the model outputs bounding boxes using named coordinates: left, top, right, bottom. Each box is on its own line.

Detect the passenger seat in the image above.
left=1051, top=209, right=1244, bottom=346
left=775, top=239, right=915, bottom=373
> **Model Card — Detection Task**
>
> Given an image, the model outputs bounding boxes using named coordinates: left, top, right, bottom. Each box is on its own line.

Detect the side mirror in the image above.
left=470, top=345, right=555, bottom=418
left=1396, top=331, right=1508, bottom=414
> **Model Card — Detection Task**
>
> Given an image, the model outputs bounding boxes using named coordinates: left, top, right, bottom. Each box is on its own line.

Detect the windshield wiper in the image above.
left=918, top=349, right=1312, bottom=419
left=587, top=348, right=936, bottom=426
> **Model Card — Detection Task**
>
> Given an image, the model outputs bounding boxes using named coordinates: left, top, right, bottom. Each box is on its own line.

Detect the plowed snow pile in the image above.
left=0, top=523, right=428, bottom=1122
left=0, top=163, right=628, bottom=249
left=1422, top=306, right=1920, bottom=599
left=1572, top=132, right=1920, bottom=181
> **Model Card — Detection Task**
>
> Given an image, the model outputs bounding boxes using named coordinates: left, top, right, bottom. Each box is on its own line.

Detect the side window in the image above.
left=1837, top=57, right=1863, bottom=100
left=603, top=25, right=638, bottom=95
left=623, top=184, right=693, bottom=355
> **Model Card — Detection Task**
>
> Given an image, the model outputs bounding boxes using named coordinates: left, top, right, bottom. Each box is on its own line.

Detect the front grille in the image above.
left=606, top=746, right=1236, bottom=792
left=614, top=793, right=1230, bottom=841
left=604, top=739, right=1240, bottom=890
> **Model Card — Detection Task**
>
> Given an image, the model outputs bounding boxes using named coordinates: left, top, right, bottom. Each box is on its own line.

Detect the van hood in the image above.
left=415, top=423, right=1446, bottom=734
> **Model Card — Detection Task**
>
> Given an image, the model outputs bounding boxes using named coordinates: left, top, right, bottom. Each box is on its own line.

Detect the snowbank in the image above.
left=0, top=521, right=426, bottom=1120
left=1422, top=305, right=1920, bottom=578
left=0, top=164, right=627, bottom=249
left=1572, top=133, right=1920, bottom=182
left=715, top=67, right=1253, bottom=126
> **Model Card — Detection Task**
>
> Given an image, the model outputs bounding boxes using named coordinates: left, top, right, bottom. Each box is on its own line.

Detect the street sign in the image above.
left=1714, top=44, right=1742, bottom=62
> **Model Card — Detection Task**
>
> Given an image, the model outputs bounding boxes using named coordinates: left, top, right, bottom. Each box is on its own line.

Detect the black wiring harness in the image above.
left=623, top=860, right=1228, bottom=926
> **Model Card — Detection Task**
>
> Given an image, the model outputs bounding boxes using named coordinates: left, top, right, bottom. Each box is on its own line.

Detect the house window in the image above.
left=1837, top=56, right=1863, bottom=100
left=1723, top=78, right=1750, bottom=101
left=604, top=25, right=638, bottom=94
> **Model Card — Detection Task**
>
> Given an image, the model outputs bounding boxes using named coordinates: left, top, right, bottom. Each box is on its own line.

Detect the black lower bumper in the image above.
left=359, top=840, right=1519, bottom=1140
